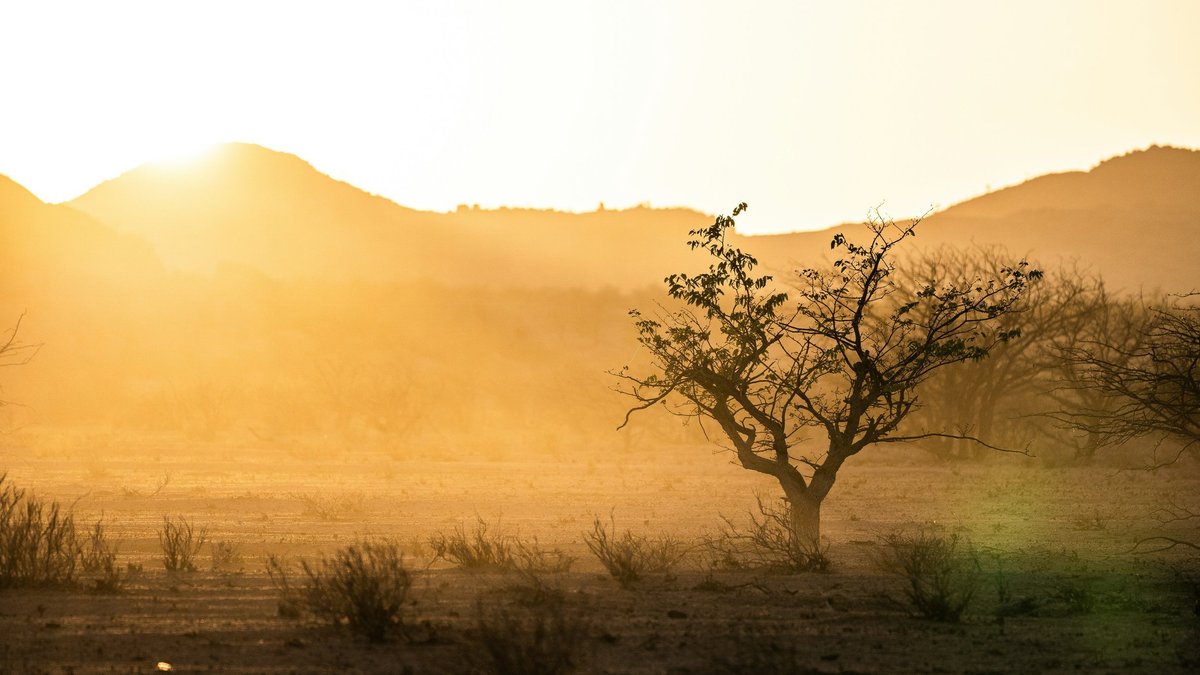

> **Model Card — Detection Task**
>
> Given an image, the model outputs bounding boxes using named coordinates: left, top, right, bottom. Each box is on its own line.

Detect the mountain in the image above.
left=736, top=145, right=1200, bottom=293
left=5, top=144, right=1198, bottom=451
left=939, top=145, right=1199, bottom=218
left=64, top=143, right=1200, bottom=293
left=68, top=143, right=453, bottom=283
left=2, top=173, right=162, bottom=299
left=908, top=145, right=1200, bottom=292
left=1, top=173, right=170, bottom=417
left=68, top=143, right=709, bottom=289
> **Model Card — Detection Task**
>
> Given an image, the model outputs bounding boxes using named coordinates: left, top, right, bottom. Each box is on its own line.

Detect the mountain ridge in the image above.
left=4, top=142, right=1195, bottom=292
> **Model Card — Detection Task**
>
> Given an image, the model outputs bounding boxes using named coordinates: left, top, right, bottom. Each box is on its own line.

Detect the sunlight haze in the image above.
left=1, top=0, right=1198, bottom=232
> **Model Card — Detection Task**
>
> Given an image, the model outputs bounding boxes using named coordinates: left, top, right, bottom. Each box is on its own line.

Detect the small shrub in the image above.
left=431, top=518, right=517, bottom=570
left=0, top=474, right=81, bottom=588
left=78, top=520, right=112, bottom=571
left=702, top=495, right=830, bottom=573
left=476, top=586, right=589, bottom=675
left=210, top=540, right=242, bottom=571
left=989, top=554, right=1038, bottom=621
left=291, top=491, right=367, bottom=521
left=265, top=554, right=303, bottom=618
left=513, top=538, right=576, bottom=575
left=159, top=516, right=208, bottom=572
left=80, top=520, right=123, bottom=593
left=583, top=515, right=687, bottom=588
left=875, top=528, right=979, bottom=622
left=270, top=542, right=413, bottom=643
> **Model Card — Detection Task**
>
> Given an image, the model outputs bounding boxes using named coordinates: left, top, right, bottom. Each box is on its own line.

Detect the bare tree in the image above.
left=0, top=313, right=40, bottom=408
left=1055, top=294, right=1200, bottom=466
left=616, top=205, right=1039, bottom=543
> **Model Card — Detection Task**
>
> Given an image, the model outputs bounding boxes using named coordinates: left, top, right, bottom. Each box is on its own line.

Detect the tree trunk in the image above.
left=787, top=493, right=821, bottom=544
left=778, top=475, right=823, bottom=544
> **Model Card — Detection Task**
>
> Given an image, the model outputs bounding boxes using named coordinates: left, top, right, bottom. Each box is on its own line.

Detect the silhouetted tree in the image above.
left=616, top=205, right=1039, bottom=543
left=0, top=314, right=39, bottom=407
left=908, top=257, right=1120, bottom=462
left=1055, top=294, right=1199, bottom=466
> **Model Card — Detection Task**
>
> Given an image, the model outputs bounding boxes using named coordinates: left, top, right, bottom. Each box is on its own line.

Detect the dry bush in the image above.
left=79, top=520, right=123, bottom=593
left=210, top=540, right=242, bottom=571
left=0, top=474, right=80, bottom=588
left=875, top=528, right=979, bottom=622
left=583, top=515, right=687, bottom=588
left=513, top=538, right=576, bottom=576
left=430, top=518, right=517, bottom=570
left=702, top=495, right=830, bottom=573
left=158, top=516, right=208, bottom=572
left=268, top=541, right=413, bottom=643
left=0, top=475, right=122, bottom=591
left=291, top=491, right=367, bottom=521
left=265, top=553, right=303, bottom=619
left=430, top=519, right=575, bottom=575
left=475, top=583, right=590, bottom=675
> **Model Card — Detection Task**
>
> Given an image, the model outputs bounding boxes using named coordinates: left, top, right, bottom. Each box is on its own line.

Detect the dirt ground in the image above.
left=1, top=433, right=1198, bottom=674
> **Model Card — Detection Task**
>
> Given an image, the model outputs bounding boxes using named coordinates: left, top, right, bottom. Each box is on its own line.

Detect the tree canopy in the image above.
left=617, top=205, right=1040, bottom=541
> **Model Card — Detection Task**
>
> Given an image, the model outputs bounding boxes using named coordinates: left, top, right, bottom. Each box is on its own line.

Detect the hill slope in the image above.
left=66, top=143, right=1200, bottom=293
left=742, top=145, right=1200, bottom=293
left=68, top=144, right=710, bottom=289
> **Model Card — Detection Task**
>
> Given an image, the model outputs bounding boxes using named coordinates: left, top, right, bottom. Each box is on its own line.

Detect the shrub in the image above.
left=875, top=528, right=979, bottom=622
left=270, top=541, right=412, bottom=643
left=988, top=554, right=1038, bottom=621
left=0, top=474, right=81, bottom=588
left=291, top=491, right=367, bottom=521
left=513, top=538, right=576, bottom=576
left=210, top=540, right=242, bottom=571
left=475, top=585, right=589, bottom=675
left=79, top=520, right=123, bottom=593
left=702, top=495, right=830, bottom=573
left=430, top=518, right=517, bottom=570
left=265, top=553, right=303, bottom=618
left=159, top=516, right=208, bottom=572
left=0, top=475, right=123, bottom=591
left=583, top=515, right=687, bottom=588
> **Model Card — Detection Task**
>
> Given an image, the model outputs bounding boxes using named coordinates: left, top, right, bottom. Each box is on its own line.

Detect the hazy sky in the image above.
left=2, top=0, right=1197, bottom=233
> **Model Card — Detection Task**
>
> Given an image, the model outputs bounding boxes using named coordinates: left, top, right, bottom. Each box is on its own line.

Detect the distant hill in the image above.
left=68, top=144, right=709, bottom=289
left=907, top=145, right=1200, bottom=292
left=742, top=145, right=1200, bottom=293
left=1, top=173, right=170, bottom=415
left=4, top=143, right=1199, bottom=451
left=64, top=143, right=1200, bottom=293
left=939, top=145, right=1200, bottom=218
left=1, top=173, right=162, bottom=300
left=68, top=144, right=452, bottom=283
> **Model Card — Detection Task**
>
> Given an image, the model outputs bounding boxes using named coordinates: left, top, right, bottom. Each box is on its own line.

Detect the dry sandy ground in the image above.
left=1, top=435, right=1198, bottom=673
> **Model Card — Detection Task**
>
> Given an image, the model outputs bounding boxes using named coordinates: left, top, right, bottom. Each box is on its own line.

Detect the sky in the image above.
left=1, top=0, right=1198, bottom=234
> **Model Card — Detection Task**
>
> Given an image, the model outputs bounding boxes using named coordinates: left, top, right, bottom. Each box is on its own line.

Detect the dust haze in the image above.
left=1, top=144, right=1198, bottom=673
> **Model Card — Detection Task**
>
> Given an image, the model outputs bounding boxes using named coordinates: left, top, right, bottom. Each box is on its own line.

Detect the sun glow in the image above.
left=1, top=1, right=1198, bottom=229
left=147, top=141, right=218, bottom=168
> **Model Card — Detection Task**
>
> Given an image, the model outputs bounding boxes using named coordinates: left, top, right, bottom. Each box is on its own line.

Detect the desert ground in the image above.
left=1, top=431, right=1198, bottom=674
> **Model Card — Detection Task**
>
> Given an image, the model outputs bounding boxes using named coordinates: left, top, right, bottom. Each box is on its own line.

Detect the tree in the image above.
left=907, top=257, right=1120, bottom=462
left=1055, top=294, right=1199, bottom=466
left=616, top=205, right=1039, bottom=543
left=0, top=313, right=39, bottom=408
